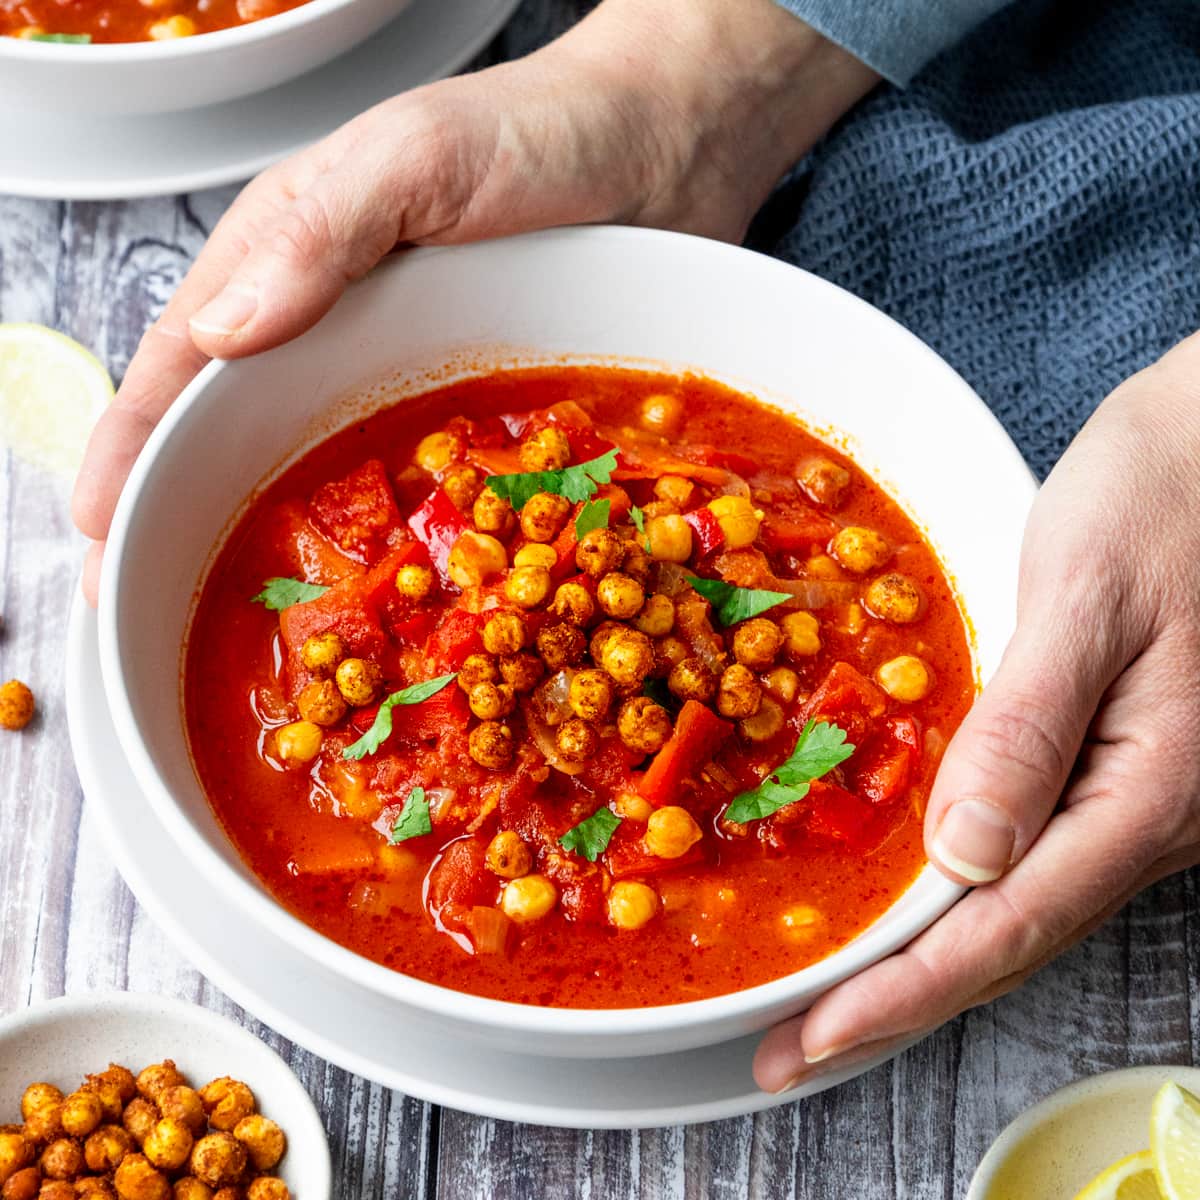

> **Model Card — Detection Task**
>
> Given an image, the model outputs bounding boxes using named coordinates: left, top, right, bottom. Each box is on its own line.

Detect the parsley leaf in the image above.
left=342, top=673, right=458, bottom=760
left=724, top=720, right=855, bottom=823
left=559, top=807, right=622, bottom=862
left=485, top=448, right=619, bottom=511
left=628, top=506, right=646, bottom=535
left=688, top=574, right=791, bottom=627
left=575, top=497, right=610, bottom=539
left=252, top=576, right=329, bottom=611
left=389, top=787, right=432, bottom=843
left=29, top=31, right=91, bottom=41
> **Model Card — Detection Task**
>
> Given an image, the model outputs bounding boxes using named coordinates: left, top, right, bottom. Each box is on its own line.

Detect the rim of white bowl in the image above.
left=0, top=0, right=392, bottom=60
left=97, top=225, right=1028, bottom=1039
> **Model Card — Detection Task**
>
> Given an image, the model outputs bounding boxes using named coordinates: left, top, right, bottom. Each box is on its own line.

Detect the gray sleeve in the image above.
left=773, top=0, right=1013, bottom=86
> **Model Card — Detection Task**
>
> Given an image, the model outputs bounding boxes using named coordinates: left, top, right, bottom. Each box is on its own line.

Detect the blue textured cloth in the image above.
left=748, top=0, right=1200, bottom=479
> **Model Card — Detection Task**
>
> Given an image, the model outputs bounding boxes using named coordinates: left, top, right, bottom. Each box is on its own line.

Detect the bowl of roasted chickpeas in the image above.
left=97, top=228, right=1034, bottom=1059
left=0, top=992, right=331, bottom=1200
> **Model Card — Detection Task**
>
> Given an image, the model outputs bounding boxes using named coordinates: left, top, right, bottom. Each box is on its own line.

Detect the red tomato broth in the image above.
left=2, top=0, right=309, bottom=43
left=184, top=366, right=974, bottom=1008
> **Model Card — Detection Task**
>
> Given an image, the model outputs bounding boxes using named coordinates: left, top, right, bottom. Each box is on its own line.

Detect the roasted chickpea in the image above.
left=653, top=635, right=689, bottom=674
left=75, top=1179, right=116, bottom=1199
left=85, top=1067, right=137, bottom=1107
left=81, top=1085, right=121, bottom=1125
left=334, top=657, right=383, bottom=706
left=607, top=881, right=659, bottom=930
left=121, top=1102, right=159, bottom=1149
left=654, top=475, right=694, bottom=508
left=707, top=495, right=763, bottom=549
left=535, top=623, right=586, bottom=671
left=876, top=654, right=932, bottom=702
left=575, top=528, right=624, bottom=578
left=299, top=632, right=344, bottom=676
left=210, top=1188, right=241, bottom=1200
left=519, top=493, right=571, bottom=543
left=481, top=611, right=527, bottom=656
left=500, top=875, right=558, bottom=922
left=595, top=572, right=644, bottom=620
left=468, top=721, right=515, bottom=769
left=620, top=540, right=652, bottom=585
left=806, top=553, right=844, bottom=580
left=230, top=1116, right=284, bottom=1173
left=245, top=1180, right=289, bottom=1200
left=864, top=573, right=924, bottom=624
left=740, top=696, right=785, bottom=742
left=442, top=464, right=484, bottom=511
left=504, top=565, right=553, bottom=609
left=148, top=14, right=196, bottom=37
left=157, top=1089, right=205, bottom=1138
left=588, top=621, right=623, bottom=663
left=498, top=653, right=544, bottom=693
left=797, top=456, right=851, bottom=507
left=762, top=666, right=800, bottom=704
left=550, top=581, right=594, bottom=626
left=171, top=1181, right=212, bottom=1200
left=780, top=611, right=822, bottom=658
left=413, top=430, right=463, bottom=473
left=639, top=392, right=684, bottom=437
left=667, top=656, right=717, bottom=703
left=395, top=563, right=434, bottom=602
left=467, top=681, right=515, bottom=721
left=85, top=1127, right=132, bottom=1173
left=187, top=1136, right=246, bottom=1190
left=519, top=426, right=572, bottom=472
left=0, top=680, right=35, bottom=730
left=512, top=543, right=557, bottom=571
left=39, top=1140, right=82, bottom=1182
left=2, top=1167, right=39, bottom=1200
left=730, top=617, right=784, bottom=670
left=485, top=831, right=532, bottom=879
left=21, top=1088, right=62, bottom=1125
left=644, top=515, right=692, bottom=564
left=22, top=1107, right=60, bottom=1147
left=457, top=653, right=499, bottom=691
left=113, top=1153, right=171, bottom=1200
left=274, top=720, right=322, bottom=765
left=634, top=594, right=674, bottom=637
left=598, top=628, right=655, bottom=690
left=59, top=1093, right=103, bottom=1140
left=472, top=488, right=515, bottom=537
left=37, top=1184, right=73, bottom=1200
left=616, top=697, right=672, bottom=754
left=568, top=670, right=613, bottom=722
left=142, top=1121, right=192, bottom=1174
left=197, top=1082, right=253, bottom=1134
left=296, top=679, right=347, bottom=727
left=0, top=1130, right=31, bottom=1185
left=447, top=531, right=508, bottom=588
left=831, top=526, right=891, bottom=574
left=555, top=717, right=599, bottom=762
left=645, top=807, right=703, bottom=859
left=614, top=791, right=654, bottom=822
left=717, top=663, right=762, bottom=719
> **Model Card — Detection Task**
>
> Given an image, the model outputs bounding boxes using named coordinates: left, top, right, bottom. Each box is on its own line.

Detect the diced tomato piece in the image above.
left=802, top=662, right=887, bottom=744
left=427, top=837, right=495, bottom=936
left=309, top=459, right=405, bottom=564
left=762, top=511, right=838, bottom=554
left=391, top=683, right=471, bottom=742
left=543, top=853, right=606, bottom=923
left=639, top=700, right=733, bottom=807
left=577, top=734, right=641, bottom=796
left=407, top=487, right=471, bottom=578
left=604, top=824, right=704, bottom=879
left=683, top=507, right=725, bottom=557
left=254, top=500, right=364, bottom=585
left=388, top=609, right=439, bottom=648
left=806, top=779, right=876, bottom=850
left=550, top=518, right=581, bottom=581
left=279, top=578, right=390, bottom=696
left=694, top=447, right=759, bottom=477
left=423, top=608, right=487, bottom=674
left=851, top=716, right=921, bottom=805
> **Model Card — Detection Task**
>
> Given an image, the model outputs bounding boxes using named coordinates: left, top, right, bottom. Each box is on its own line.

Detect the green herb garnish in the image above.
left=252, top=576, right=329, bottom=611
left=29, top=31, right=91, bottom=41
left=629, top=506, right=646, bottom=535
left=574, top=497, right=611, bottom=539
left=724, top=720, right=855, bottom=823
left=688, top=574, right=791, bottom=627
left=342, top=674, right=458, bottom=760
left=559, top=807, right=622, bottom=862
left=485, top=448, right=619, bottom=511
left=389, top=787, right=432, bottom=843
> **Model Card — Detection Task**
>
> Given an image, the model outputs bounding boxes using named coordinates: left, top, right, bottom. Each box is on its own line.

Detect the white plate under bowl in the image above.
left=67, top=588, right=920, bottom=1128
left=0, top=991, right=332, bottom=1197
left=0, top=0, right=519, bottom=200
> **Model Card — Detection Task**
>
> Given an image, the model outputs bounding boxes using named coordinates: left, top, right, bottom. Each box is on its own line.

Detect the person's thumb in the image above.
left=924, top=598, right=1124, bottom=886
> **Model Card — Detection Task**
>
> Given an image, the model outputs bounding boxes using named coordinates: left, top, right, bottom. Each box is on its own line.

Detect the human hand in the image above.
left=753, top=331, right=1200, bottom=1092
left=71, top=0, right=879, bottom=603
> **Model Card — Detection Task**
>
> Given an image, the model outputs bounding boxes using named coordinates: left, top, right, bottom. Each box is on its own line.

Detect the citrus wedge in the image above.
left=1073, top=1150, right=1163, bottom=1200
left=1151, top=1081, right=1200, bottom=1200
left=0, top=322, right=112, bottom=476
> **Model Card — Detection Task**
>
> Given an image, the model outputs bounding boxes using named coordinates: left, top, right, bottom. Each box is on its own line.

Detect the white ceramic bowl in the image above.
left=98, top=226, right=1036, bottom=1059
left=0, top=0, right=412, bottom=117
left=0, top=992, right=332, bottom=1197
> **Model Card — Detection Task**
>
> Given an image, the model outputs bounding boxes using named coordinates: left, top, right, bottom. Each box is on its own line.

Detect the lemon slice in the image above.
left=0, top=322, right=113, bottom=476
left=1073, top=1150, right=1163, bottom=1200
left=1151, top=1081, right=1200, bottom=1199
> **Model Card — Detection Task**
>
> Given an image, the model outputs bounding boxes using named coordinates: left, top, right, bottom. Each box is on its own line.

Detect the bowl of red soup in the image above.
left=0, top=0, right=412, bottom=115
left=98, top=226, right=1035, bottom=1059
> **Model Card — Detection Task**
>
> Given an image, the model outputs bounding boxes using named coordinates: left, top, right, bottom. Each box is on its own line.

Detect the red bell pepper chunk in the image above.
left=762, top=511, right=838, bottom=554
left=308, top=458, right=405, bottom=564
left=683, top=508, right=725, bottom=557
left=407, top=488, right=470, bottom=578
left=423, top=607, right=487, bottom=674
left=639, top=700, right=732, bottom=807
left=802, top=662, right=887, bottom=745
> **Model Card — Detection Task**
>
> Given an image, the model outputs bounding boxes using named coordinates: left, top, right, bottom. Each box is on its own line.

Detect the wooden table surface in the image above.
left=2, top=3, right=1197, bottom=1196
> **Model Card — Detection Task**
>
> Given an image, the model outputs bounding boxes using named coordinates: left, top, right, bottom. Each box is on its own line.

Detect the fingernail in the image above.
left=931, top=798, right=1014, bottom=884
left=190, top=284, right=258, bottom=336
left=804, top=1043, right=851, bottom=1065
left=772, top=1074, right=805, bottom=1094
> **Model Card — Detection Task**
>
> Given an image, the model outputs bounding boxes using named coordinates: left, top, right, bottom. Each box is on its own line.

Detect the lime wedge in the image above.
left=0, top=322, right=113, bottom=476
left=1073, top=1149, right=1163, bottom=1200
left=1151, top=1082, right=1200, bottom=1200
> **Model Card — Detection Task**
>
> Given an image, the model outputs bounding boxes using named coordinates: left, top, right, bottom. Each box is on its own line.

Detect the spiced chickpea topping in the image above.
left=519, top=426, right=572, bottom=472
left=556, top=718, right=599, bottom=763
left=536, top=623, right=587, bottom=671
left=519, top=493, right=571, bottom=543
left=620, top=541, right=652, bottom=585
left=830, top=526, right=891, bottom=574
left=481, top=611, right=527, bottom=655
left=442, top=464, right=484, bottom=511
left=0, top=680, right=34, bottom=731
left=504, top=565, right=552, bottom=609
left=296, top=679, right=346, bottom=727
left=230, top=1117, right=284, bottom=1173
left=395, top=563, right=434, bottom=602
left=469, top=721, right=515, bottom=769
left=121, top=1102, right=158, bottom=1149
left=334, top=657, right=383, bottom=706
left=468, top=681, right=515, bottom=721
left=667, top=657, right=716, bottom=703
left=864, top=573, right=924, bottom=623
left=299, top=632, right=344, bottom=676
left=457, top=654, right=499, bottom=691
left=717, top=664, right=762, bottom=719
left=616, top=697, right=672, bottom=754
left=653, top=635, right=689, bottom=674
left=485, top=831, right=532, bottom=879
left=575, top=528, right=624, bottom=577
left=197, top=1082, right=253, bottom=1135
left=568, top=670, right=613, bottom=722
left=59, top=1094, right=104, bottom=1140
left=731, top=618, right=783, bottom=669
left=634, top=594, right=674, bottom=637
left=551, top=581, right=595, bottom=626
left=472, top=489, right=515, bottom=536
left=596, top=628, right=654, bottom=690
left=84, top=1127, right=131, bottom=1174
left=797, top=456, right=851, bottom=507
left=498, top=653, right=544, bottom=693
left=596, top=572, right=644, bottom=620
